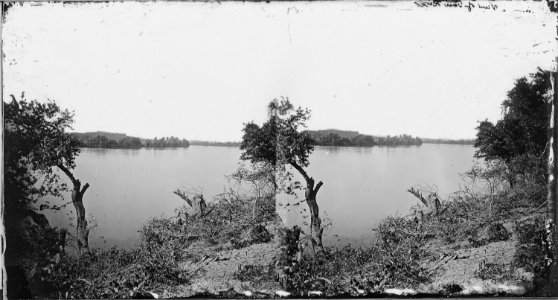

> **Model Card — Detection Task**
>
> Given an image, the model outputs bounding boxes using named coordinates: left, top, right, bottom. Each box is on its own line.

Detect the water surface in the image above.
left=42, top=144, right=476, bottom=249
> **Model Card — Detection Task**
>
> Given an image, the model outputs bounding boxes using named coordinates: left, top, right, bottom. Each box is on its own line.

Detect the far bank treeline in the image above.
left=73, top=129, right=473, bottom=149
left=305, top=129, right=423, bottom=146
left=72, top=131, right=190, bottom=149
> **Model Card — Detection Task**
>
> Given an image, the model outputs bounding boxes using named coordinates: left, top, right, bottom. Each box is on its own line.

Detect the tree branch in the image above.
left=407, top=187, right=428, bottom=206
left=314, top=181, right=323, bottom=194
left=290, top=161, right=311, bottom=183
left=57, top=164, right=77, bottom=185
left=173, top=189, right=193, bottom=207
left=81, top=183, right=90, bottom=194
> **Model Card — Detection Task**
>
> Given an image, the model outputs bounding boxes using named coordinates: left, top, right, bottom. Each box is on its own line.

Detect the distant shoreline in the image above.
left=421, top=139, right=475, bottom=145
left=72, top=130, right=475, bottom=149
left=79, top=143, right=475, bottom=151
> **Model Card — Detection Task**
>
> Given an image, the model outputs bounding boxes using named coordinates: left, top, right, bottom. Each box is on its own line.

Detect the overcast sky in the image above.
left=3, top=1, right=556, bottom=141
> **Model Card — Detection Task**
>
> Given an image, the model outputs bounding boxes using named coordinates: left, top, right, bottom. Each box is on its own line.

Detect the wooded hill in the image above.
left=72, top=131, right=190, bottom=149
left=305, top=129, right=423, bottom=147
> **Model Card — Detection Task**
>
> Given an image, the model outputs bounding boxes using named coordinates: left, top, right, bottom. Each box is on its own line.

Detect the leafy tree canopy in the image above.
left=4, top=94, right=80, bottom=213
left=475, top=70, right=551, bottom=163
left=240, top=97, right=314, bottom=170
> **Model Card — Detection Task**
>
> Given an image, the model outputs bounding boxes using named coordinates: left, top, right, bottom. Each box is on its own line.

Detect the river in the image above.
left=42, top=144, right=476, bottom=250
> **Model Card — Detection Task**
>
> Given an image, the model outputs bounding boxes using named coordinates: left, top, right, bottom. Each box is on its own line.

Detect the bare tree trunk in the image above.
left=291, top=162, right=325, bottom=257
left=72, top=183, right=90, bottom=255
left=58, top=164, right=90, bottom=255
left=306, top=185, right=324, bottom=257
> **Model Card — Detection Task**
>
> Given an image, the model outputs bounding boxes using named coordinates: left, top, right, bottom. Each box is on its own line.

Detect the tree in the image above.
left=475, top=70, right=552, bottom=187
left=240, top=97, right=326, bottom=256
left=230, top=162, right=277, bottom=219
left=4, top=94, right=91, bottom=255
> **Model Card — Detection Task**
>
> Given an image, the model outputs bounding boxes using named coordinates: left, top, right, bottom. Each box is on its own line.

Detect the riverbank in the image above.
left=15, top=178, right=551, bottom=298
left=222, top=183, right=547, bottom=297
left=164, top=189, right=549, bottom=297
left=417, top=210, right=545, bottom=295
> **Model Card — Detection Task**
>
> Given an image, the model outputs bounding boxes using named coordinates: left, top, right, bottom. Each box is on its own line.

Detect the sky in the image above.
left=2, top=1, right=557, bottom=141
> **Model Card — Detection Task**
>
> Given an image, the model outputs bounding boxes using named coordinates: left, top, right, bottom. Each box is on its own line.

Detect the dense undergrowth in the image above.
left=513, top=215, right=553, bottom=296
left=270, top=159, right=550, bottom=296
left=26, top=191, right=277, bottom=298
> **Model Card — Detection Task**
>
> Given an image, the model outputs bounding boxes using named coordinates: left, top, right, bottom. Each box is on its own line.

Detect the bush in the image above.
left=513, top=216, right=553, bottom=296
left=170, top=192, right=277, bottom=246
left=371, top=216, right=433, bottom=287
left=279, top=246, right=377, bottom=296
left=278, top=216, right=432, bottom=296
left=35, top=191, right=279, bottom=298
left=37, top=234, right=190, bottom=298
left=476, top=262, right=513, bottom=281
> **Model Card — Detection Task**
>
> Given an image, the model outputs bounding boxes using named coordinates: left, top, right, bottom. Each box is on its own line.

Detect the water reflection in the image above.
left=79, top=147, right=143, bottom=156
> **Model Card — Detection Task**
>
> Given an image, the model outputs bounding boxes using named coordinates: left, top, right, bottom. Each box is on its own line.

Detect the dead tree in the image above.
left=173, top=189, right=208, bottom=217
left=290, top=162, right=324, bottom=258
left=407, top=187, right=448, bottom=220
left=58, top=164, right=90, bottom=255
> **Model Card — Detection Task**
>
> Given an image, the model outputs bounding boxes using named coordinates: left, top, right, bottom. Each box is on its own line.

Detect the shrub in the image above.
left=37, top=234, right=190, bottom=298
left=279, top=246, right=377, bottom=296
left=513, top=216, right=553, bottom=296
left=35, top=191, right=279, bottom=298
left=476, top=262, right=513, bottom=281
left=278, top=216, right=432, bottom=296
left=371, top=216, right=433, bottom=287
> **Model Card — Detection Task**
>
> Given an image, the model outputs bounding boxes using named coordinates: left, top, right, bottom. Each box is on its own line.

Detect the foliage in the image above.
left=73, top=133, right=190, bottom=149
left=74, top=134, right=143, bottom=149
left=476, top=262, right=513, bottom=281
left=309, top=132, right=376, bottom=147
left=279, top=247, right=377, bottom=296
left=33, top=169, right=279, bottom=298
left=229, top=162, right=277, bottom=198
left=309, top=131, right=422, bottom=147
left=422, top=138, right=475, bottom=145
left=277, top=171, right=547, bottom=296
left=4, top=95, right=78, bottom=203
left=306, top=130, right=423, bottom=147
left=474, top=69, right=551, bottom=166
left=276, top=216, right=432, bottom=296
left=374, top=134, right=423, bottom=146
left=464, top=158, right=546, bottom=213
left=3, top=94, right=81, bottom=260
left=37, top=241, right=189, bottom=298
left=144, top=136, right=190, bottom=148
left=189, top=140, right=241, bottom=147
left=240, top=97, right=326, bottom=256
left=240, top=97, right=313, bottom=173
left=369, top=216, right=433, bottom=286
left=513, top=216, right=554, bottom=296
left=172, top=193, right=277, bottom=248
left=280, top=69, right=552, bottom=295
